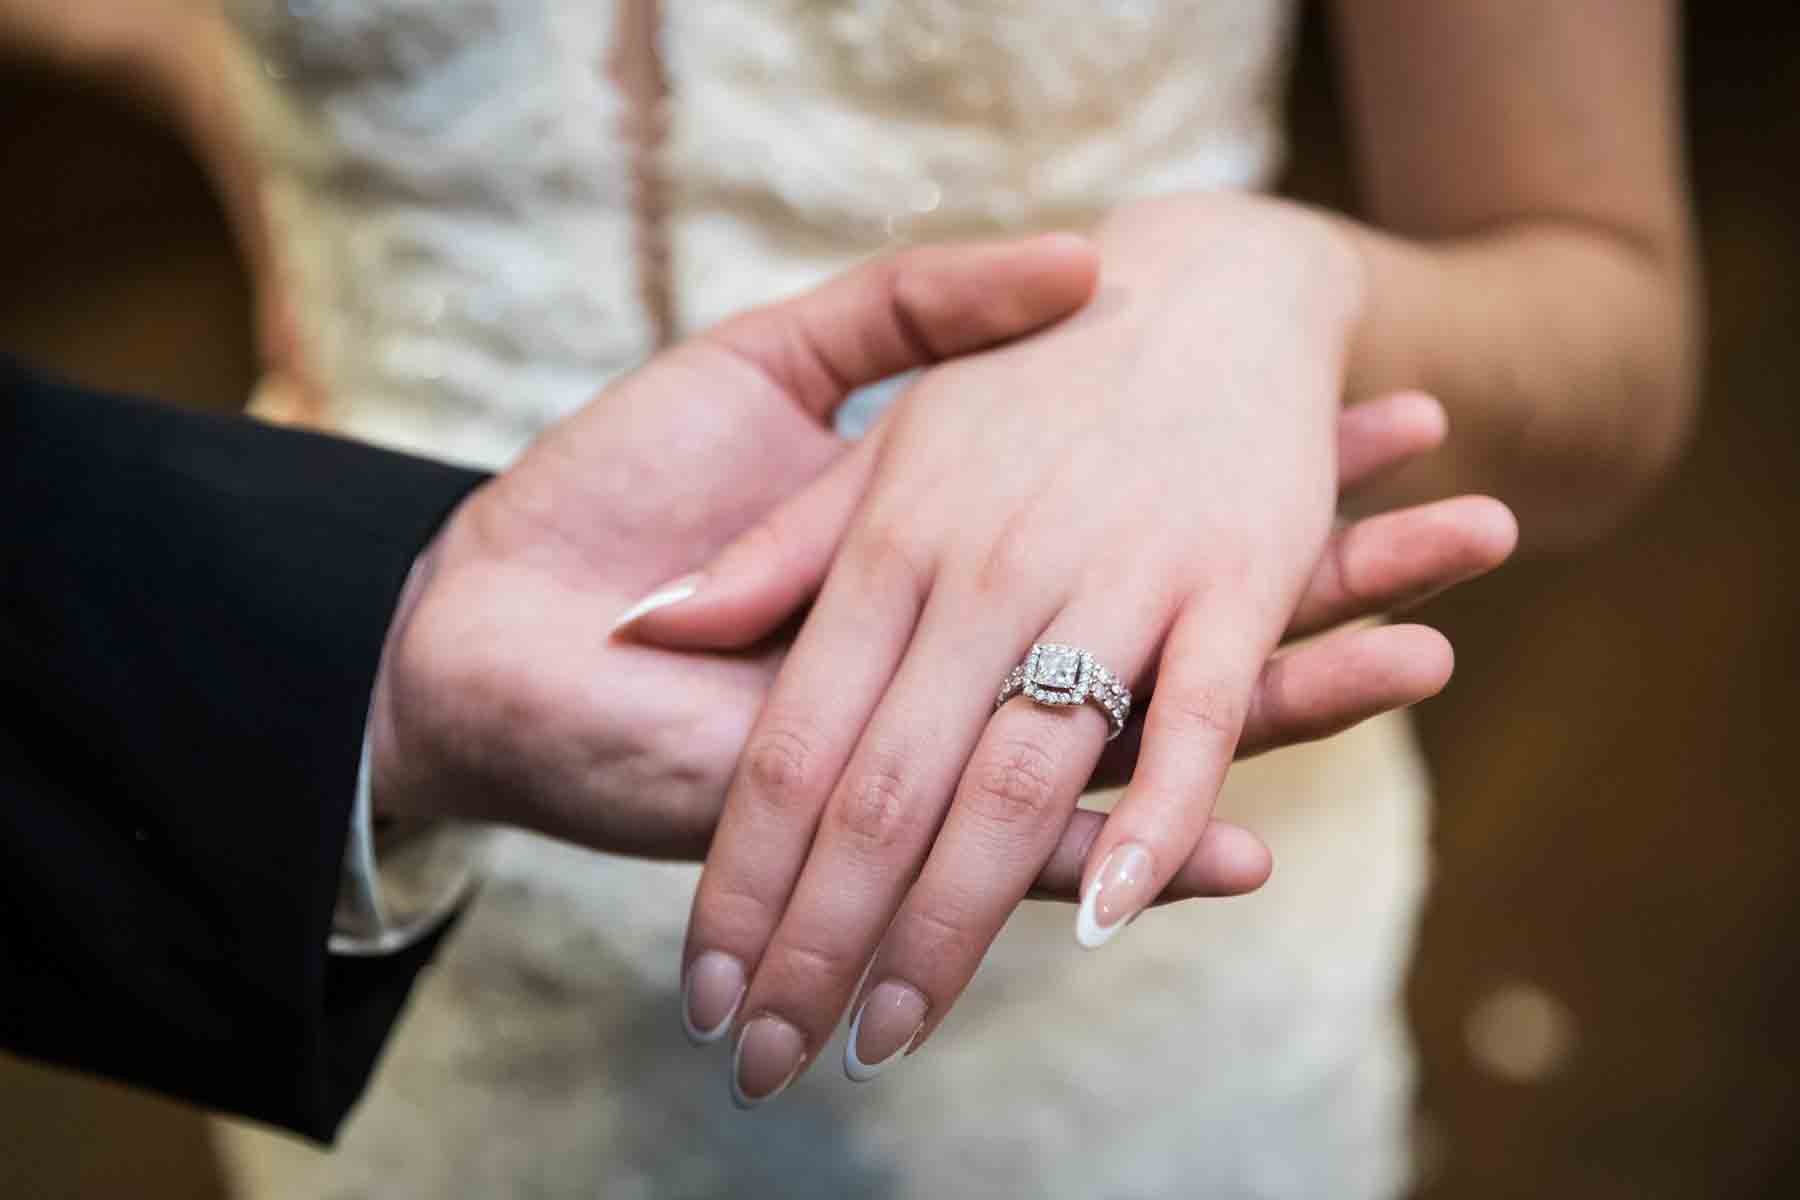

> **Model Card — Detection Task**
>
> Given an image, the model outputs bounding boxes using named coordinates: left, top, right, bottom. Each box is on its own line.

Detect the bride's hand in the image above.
left=623, top=196, right=1517, bottom=1102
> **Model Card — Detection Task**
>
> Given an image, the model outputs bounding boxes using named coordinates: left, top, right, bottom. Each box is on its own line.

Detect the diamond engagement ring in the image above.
left=997, top=643, right=1132, bottom=741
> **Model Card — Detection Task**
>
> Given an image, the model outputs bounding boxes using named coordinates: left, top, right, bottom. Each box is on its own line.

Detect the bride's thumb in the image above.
left=610, top=437, right=877, bottom=650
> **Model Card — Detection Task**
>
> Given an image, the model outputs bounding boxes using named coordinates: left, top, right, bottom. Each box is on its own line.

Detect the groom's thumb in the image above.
left=704, top=233, right=1099, bottom=423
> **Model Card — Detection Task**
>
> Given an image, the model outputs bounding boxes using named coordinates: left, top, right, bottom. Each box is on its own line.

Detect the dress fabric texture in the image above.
left=217, top=2, right=1429, bottom=1196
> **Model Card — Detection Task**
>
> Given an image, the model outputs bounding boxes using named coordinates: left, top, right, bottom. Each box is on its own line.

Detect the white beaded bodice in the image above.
left=226, top=0, right=645, bottom=464
left=661, top=0, right=1298, bottom=328
left=225, top=0, right=1298, bottom=465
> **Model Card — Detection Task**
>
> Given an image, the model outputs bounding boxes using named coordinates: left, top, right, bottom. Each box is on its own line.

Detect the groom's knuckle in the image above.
left=889, top=257, right=952, bottom=354
left=1323, top=521, right=1367, bottom=609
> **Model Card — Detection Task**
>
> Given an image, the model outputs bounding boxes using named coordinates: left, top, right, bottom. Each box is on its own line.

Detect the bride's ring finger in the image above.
left=997, top=642, right=1135, bottom=743
left=719, top=572, right=1061, bottom=1106
left=842, top=602, right=1168, bottom=1081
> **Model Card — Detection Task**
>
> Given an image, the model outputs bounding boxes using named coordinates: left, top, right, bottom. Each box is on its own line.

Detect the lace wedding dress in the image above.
left=216, top=3, right=1429, bottom=1196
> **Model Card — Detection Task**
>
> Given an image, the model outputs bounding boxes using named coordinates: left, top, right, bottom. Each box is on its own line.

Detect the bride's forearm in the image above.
left=1338, top=215, right=1700, bottom=549
left=1095, top=190, right=1696, bottom=551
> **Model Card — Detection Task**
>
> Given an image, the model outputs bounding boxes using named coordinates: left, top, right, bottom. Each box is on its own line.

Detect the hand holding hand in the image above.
left=624, top=197, right=1518, bottom=1102
left=370, top=224, right=1512, bottom=1110
left=367, top=237, right=1251, bottom=896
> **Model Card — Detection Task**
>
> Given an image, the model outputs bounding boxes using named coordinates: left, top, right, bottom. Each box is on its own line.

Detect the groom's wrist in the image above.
left=366, top=537, right=443, bottom=823
left=335, top=536, right=491, bottom=956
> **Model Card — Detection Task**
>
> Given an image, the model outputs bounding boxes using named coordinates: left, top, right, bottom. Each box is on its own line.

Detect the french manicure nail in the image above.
left=731, top=1016, right=806, bottom=1109
left=1075, top=842, right=1156, bottom=949
left=682, top=951, right=745, bottom=1044
left=844, top=981, right=928, bottom=1082
left=610, top=572, right=702, bottom=635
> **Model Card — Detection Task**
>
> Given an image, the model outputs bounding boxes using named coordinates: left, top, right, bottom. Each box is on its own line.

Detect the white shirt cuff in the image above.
left=330, top=723, right=486, bottom=956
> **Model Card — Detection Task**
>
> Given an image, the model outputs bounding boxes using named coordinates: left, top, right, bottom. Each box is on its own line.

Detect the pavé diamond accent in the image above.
left=997, top=642, right=1131, bottom=740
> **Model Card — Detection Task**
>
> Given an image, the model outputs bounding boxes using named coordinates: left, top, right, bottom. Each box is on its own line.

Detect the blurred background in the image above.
left=2, top=3, right=1795, bottom=1197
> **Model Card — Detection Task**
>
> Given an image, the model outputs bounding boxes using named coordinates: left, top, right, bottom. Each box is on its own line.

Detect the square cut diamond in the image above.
left=1032, top=646, right=1082, bottom=690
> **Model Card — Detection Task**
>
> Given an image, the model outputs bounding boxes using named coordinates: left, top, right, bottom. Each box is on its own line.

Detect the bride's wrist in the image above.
left=1096, top=193, right=1367, bottom=332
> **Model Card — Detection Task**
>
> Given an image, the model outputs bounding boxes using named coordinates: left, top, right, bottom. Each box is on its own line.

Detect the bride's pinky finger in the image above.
left=1091, top=490, right=1511, bottom=784
left=1237, top=622, right=1454, bottom=757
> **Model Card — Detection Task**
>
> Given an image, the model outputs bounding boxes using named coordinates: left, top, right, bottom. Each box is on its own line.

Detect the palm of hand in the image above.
left=378, top=346, right=842, bottom=856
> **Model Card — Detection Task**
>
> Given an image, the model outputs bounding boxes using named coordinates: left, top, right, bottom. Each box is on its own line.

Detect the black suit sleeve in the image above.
left=0, top=357, right=488, bottom=1140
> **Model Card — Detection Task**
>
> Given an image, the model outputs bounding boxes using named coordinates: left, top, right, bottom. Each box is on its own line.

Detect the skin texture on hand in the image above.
left=628, top=196, right=1514, bottom=1105
left=369, top=229, right=1513, bottom=1107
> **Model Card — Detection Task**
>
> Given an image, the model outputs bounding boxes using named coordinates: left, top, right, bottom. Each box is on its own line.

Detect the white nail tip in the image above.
left=609, top=576, right=700, bottom=635
left=727, top=1037, right=755, bottom=1109
left=842, top=1003, right=917, bottom=1083
left=1074, top=863, right=1125, bottom=950
left=728, top=1032, right=802, bottom=1110
left=681, top=990, right=742, bottom=1047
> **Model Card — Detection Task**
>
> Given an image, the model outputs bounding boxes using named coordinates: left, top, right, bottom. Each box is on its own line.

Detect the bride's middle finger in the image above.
left=710, top=540, right=1068, bottom=1106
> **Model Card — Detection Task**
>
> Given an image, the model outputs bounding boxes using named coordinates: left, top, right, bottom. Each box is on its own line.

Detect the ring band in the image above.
left=997, top=643, right=1132, bottom=741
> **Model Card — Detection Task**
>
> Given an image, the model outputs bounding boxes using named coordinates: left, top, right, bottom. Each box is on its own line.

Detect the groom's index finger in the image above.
left=702, top=235, right=1100, bottom=419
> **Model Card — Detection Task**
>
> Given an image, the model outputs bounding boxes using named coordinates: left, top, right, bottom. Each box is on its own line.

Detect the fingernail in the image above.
left=844, top=981, right=928, bottom=1082
left=731, top=1016, right=806, bottom=1108
left=1075, top=842, right=1156, bottom=949
left=610, top=572, right=702, bottom=635
left=681, top=951, right=745, bottom=1044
